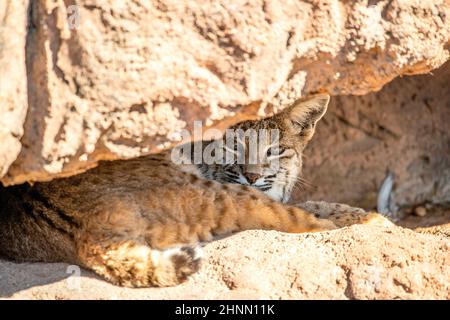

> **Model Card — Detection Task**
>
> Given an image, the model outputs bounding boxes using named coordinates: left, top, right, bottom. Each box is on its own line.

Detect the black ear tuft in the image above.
left=287, top=94, right=330, bottom=140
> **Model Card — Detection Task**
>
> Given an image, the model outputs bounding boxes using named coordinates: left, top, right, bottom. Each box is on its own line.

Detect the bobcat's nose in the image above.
left=243, top=172, right=261, bottom=184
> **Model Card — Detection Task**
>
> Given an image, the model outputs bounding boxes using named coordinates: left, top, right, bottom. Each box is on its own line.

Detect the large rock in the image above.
left=1, top=225, right=448, bottom=299
left=0, top=0, right=28, bottom=180
left=2, top=0, right=450, bottom=185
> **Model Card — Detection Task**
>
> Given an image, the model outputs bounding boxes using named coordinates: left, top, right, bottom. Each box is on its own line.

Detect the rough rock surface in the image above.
left=295, top=61, right=450, bottom=212
left=2, top=0, right=450, bottom=185
left=1, top=225, right=448, bottom=299
left=0, top=0, right=29, bottom=179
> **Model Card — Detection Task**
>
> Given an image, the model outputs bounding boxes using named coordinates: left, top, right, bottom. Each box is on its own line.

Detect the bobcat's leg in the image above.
left=208, top=187, right=338, bottom=235
left=142, top=183, right=338, bottom=250
left=295, top=201, right=395, bottom=228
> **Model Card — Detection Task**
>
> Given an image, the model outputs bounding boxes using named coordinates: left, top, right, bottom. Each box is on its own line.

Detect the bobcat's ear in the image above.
left=286, top=94, right=330, bottom=141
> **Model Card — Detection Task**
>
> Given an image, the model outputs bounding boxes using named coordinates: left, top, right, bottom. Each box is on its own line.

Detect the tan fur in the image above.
left=296, top=201, right=395, bottom=228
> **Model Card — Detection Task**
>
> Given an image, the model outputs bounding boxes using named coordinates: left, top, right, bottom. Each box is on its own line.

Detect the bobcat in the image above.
left=0, top=94, right=391, bottom=287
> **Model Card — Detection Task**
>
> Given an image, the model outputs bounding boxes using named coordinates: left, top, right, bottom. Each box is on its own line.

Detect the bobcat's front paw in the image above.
left=293, top=201, right=396, bottom=228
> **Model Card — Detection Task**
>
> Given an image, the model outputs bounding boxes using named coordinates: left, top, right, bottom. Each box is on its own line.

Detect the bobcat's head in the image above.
left=199, top=94, right=330, bottom=202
